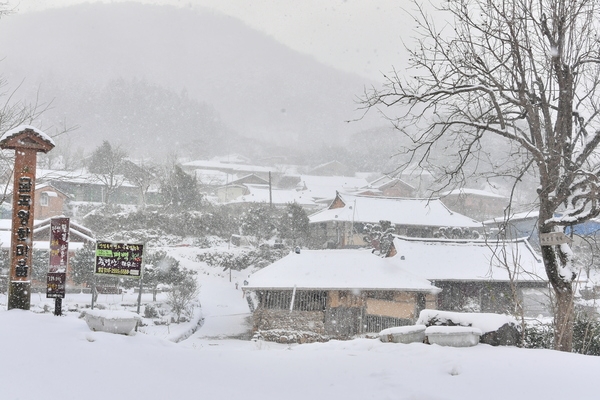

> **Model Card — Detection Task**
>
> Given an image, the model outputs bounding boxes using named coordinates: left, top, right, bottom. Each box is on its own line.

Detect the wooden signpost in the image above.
left=539, top=232, right=573, bottom=246
left=0, top=126, right=55, bottom=310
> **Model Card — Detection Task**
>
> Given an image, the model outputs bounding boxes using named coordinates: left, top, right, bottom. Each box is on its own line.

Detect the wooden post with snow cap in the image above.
left=0, top=125, right=55, bottom=310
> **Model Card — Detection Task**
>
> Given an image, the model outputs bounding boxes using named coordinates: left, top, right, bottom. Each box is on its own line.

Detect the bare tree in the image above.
left=87, top=141, right=127, bottom=204
left=362, top=0, right=600, bottom=351
left=121, top=158, right=157, bottom=208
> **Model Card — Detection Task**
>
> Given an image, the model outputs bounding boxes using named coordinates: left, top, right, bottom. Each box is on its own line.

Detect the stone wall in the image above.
left=253, top=309, right=325, bottom=334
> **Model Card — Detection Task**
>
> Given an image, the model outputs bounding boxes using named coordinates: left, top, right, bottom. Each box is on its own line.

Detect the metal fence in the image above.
left=257, top=290, right=327, bottom=311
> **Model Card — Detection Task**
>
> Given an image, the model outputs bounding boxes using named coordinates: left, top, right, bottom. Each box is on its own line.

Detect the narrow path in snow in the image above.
left=166, top=246, right=253, bottom=340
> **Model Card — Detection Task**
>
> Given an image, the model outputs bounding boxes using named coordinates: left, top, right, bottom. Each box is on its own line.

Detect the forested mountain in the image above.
left=0, top=2, right=382, bottom=159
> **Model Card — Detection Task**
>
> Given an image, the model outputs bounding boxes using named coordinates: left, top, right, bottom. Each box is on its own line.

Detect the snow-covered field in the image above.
left=1, top=245, right=600, bottom=400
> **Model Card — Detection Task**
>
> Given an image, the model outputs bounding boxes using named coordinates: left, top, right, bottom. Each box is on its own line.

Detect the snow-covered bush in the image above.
left=124, top=250, right=181, bottom=301
left=524, top=312, right=600, bottom=355
left=197, top=246, right=287, bottom=271
left=144, top=304, right=160, bottom=319
left=433, top=227, right=480, bottom=240
left=166, top=267, right=200, bottom=323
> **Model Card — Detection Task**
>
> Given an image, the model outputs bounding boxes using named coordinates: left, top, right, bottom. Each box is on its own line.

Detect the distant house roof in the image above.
left=309, top=193, right=481, bottom=228
left=181, top=160, right=272, bottom=175
left=369, top=175, right=415, bottom=191
left=193, top=169, right=234, bottom=186
left=210, top=154, right=251, bottom=164
left=244, top=248, right=440, bottom=293
left=229, top=184, right=317, bottom=207
left=441, top=188, right=507, bottom=199
left=0, top=217, right=93, bottom=250
left=36, top=168, right=137, bottom=188
left=297, top=175, right=369, bottom=201
left=229, top=174, right=270, bottom=186
left=308, top=160, right=353, bottom=176
left=483, top=210, right=540, bottom=225
left=35, top=183, right=71, bottom=198
left=391, top=236, right=546, bottom=282
left=31, top=216, right=95, bottom=242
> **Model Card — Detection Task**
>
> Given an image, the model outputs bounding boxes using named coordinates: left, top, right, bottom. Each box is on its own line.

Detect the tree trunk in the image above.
left=539, top=218, right=575, bottom=352
left=553, top=286, right=575, bottom=352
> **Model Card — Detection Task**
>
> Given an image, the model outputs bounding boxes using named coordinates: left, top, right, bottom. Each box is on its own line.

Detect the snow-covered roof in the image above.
left=36, top=168, right=137, bottom=188
left=0, top=229, right=85, bottom=251
left=245, top=248, right=440, bottom=293
left=228, top=184, right=317, bottom=207
left=368, top=175, right=415, bottom=190
left=35, top=182, right=71, bottom=198
left=483, top=210, right=540, bottom=225
left=0, top=125, right=55, bottom=147
left=32, top=216, right=95, bottom=240
left=0, top=217, right=94, bottom=243
left=182, top=160, right=272, bottom=174
left=391, top=236, right=546, bottom=282
left=193, top=169, right=235, bottom=186
left=297, top=175, right=370, bottom=200
left=441, top=188, right=507, bottom=199
left=229, top=174, right=269, bottom=185
left=309, top=193, right=481, bottom=228
left=210, top=154, right=251, bottom=164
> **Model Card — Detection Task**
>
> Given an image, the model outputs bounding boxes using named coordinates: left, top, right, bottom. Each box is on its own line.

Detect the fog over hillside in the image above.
left=0, top=2, right=385, bottom=159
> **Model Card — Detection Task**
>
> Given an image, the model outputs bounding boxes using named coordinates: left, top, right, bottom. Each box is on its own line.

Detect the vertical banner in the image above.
left=47, top=218, right=70, bottom=299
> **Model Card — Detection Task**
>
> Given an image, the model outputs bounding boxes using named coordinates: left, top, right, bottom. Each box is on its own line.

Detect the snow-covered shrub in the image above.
left=573, top=314, right=600, bottom=356
left=523, top=313, right=600, bottom=355
left=198, top=246, right=288, bottom=271
left=523, top=321, right=554, bottom=349
left=144, top=304, right=159, bottom=319
left=166, top=267, right=200, bottom=323
left=433, top=227, right=480, bottom=240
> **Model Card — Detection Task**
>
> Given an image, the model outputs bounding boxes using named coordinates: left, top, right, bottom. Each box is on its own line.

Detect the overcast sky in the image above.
left=6, top=0, right=417, bottom=81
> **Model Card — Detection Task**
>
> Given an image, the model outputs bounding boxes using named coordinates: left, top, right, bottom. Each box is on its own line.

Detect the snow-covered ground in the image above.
left=1, top=245, right=600, bottom=400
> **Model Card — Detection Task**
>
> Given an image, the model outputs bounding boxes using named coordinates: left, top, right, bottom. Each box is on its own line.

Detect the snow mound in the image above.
left=417, top=309, right=518, bottom=334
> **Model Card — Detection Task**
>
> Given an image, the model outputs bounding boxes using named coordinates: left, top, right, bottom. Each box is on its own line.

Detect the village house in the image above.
left=244, top=235, right=548, bottom=341
left=307, top=160, right=354, bottom=177
left=293, top=175, right=370, bottom=203
left=34, top=183, right=71, bottom=220
left=484, top=210, right=540, bottom=248
left=1, top=182, right=72, bottom=220
left=359, top=175, right=416, bottom=198
left=213, top=174, right=270, bottom=203
left=244, top=248, right=440, bottom=339
left=390, top=236, right=549, bottom=316
left=216, top=184, right=318, bottom=209
left=308, top=192, right=482, bottom=248
left=181, top=159, right=275, bottom=183
left=440, top=188, right=509, bottom=221
left=36, top=169, right=146, bottom=206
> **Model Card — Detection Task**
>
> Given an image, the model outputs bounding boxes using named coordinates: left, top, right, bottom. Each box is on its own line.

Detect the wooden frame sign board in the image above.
left=95, top=242, right=144, bottom=278
left=46, top=217, right=70, bottom=299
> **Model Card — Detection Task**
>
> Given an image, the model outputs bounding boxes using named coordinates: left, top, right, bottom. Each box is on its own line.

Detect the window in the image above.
left=40, top=192, right=49, bottom=207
